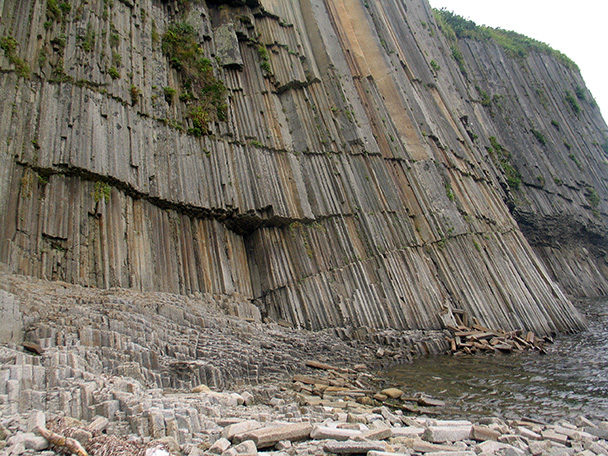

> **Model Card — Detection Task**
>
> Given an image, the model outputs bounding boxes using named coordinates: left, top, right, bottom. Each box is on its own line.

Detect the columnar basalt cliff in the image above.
left=1, top=0, right=606, bottom=340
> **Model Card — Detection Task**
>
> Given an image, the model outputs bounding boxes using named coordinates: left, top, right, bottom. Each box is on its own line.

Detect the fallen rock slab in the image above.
left=7, top=432, right=50, bottom=451
left=355, top=423, right=392, bottom=441
left=209, top=437, right=232, bottom=454
left=425, top=420, right=474, bottom=427
left=476, top=440, right=526, bottom=456
left=515, top=426, right=542, bottom=441
left=584, top=427, right=608, bottom=440
left=322, top=440, right=387, bottom=454
left=244, top=423, right=313, bottom=448
left=470, top=424, right=501, bottom=441
left=421, top=452, right=476, bottom=456
left=305, top=360, right=352, bottom=373
left=369, top=451, right=411, bottom=456
left=234, top=440, right=257, bottom=455
left=423, top=425, right=473, bottom=443
left=391, top=427, right=425, bottom=438
left=311, top=426, right=362, bottom=441
left=223, top=420, right=263, bottom=442
left=416, top=396, right=446, bottom=407
left=402, top=437, right=468, bottom=453
left=542, top=429, right=569, bottom=445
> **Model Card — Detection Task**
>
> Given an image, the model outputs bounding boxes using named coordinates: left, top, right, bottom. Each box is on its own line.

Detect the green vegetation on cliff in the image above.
left=162, top=21, right=227, bottom=136
left=433, top=8, right=578, bottom=70
left=487, top=136, right=522, bottom=190
left=0, top=35, right=30, bottom=78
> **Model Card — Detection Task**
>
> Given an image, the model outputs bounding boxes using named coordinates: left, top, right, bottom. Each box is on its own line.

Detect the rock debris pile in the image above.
left=444, top=312, right=552, bottom=355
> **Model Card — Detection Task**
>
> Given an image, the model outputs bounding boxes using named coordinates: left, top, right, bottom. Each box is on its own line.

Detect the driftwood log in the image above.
left=37, top=426, right=88, bottom=456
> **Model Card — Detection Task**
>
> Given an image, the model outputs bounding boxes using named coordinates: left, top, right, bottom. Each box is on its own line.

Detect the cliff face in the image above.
left=1, top=0, right=605, bottom=336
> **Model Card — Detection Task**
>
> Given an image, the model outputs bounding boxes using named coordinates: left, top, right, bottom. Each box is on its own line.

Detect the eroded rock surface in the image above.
left=1, top=0, right=606, bottom=337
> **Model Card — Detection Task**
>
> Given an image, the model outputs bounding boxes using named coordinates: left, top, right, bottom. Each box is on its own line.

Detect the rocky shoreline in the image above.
left=2, top=271, right=607, bottom=455
left=2, top=359, right=608, bottom=456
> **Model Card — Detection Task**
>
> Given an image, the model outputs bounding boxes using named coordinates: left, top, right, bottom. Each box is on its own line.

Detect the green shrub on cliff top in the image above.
left=433, top=8, right=578, bottom=70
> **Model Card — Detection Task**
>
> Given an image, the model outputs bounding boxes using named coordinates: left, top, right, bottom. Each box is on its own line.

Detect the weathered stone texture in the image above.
left=0, top=0, right=606, bottom=336
left=0, top=290, right=22, bottom=343
left=0, top=269, right=449, bottom=421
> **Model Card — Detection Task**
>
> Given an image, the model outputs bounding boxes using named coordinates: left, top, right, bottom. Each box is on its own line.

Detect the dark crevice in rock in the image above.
left=23, top=163, right=310, bottom=236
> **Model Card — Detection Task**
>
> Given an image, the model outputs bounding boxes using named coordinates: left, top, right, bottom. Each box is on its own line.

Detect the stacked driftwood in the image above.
left=37, top=417, right=170, bottom=456
left=292, top=361, right=445, bottom=415
left=445, top=310, right=551, bottom=355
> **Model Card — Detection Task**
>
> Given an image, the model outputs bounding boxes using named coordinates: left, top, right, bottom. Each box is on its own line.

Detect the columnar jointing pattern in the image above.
left=2, top=0, right=604, bottom=335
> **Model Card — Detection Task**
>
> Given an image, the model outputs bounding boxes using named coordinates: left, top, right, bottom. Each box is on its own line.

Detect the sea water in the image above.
left=383, top=298, right=608, bottom=422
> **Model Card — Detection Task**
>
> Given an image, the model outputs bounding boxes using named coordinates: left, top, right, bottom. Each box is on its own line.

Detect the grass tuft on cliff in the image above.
left=433, top=8, right=578, bottom=71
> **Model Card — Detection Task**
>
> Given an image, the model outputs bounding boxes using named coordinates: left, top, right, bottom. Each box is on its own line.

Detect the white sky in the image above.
left=427, top=0, right=608, bottom=122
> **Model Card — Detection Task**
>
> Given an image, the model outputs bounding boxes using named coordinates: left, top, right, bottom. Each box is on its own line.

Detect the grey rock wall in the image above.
left=1, top=0, right=604, bottom=336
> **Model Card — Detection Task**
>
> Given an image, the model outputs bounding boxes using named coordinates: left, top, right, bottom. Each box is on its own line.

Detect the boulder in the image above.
left=380, top=388, right=403, bottom=399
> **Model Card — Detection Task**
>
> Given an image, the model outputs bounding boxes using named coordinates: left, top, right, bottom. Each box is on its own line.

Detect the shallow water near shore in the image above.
left=383, top=297, right=608, bottom=423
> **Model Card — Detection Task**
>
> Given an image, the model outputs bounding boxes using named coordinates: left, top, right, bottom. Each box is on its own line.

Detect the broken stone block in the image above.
left=310, top=425, right=362, bottom=441
left=470, top=425, right=500, bottom=441
left=515, top=426, right=542, bottom=441
left=323, top=440, right=387, bottom=454
left=209, top=437, right=231, bottom=454
left=7, top=432, right=49, bottom=451
left=575, top=416, right=597, bottom=429
left=243, top=423, right=312, bottom=448
left=27, top=410, right=46, bottom=433
left=234, top=439, right=257, bottom=454
left=223, top=420, right=262, bottom=442
left=275, top=440, right=291, bottom=450
left=423, top=425, right=473, bottom=443
left=192, top=384, right=211, bottom=393
left=71, top=428, right=93, bottom=446
left=355, top=423, right=392, bottom=441
left=391, top=427, right=425, bottom=438
left=541, top=429, right=569, bottom=446
left=476, top=440, right=525, bottom=456
left=241, top=391, right=255, bottom=406
left=369, top=452, right=411, bottom=456
left=215, top=23, right=243, bottom=69
left=420, top=452, right=475, bottom=456
left=88, top=416, right=109, bottom=433
left=347, top=413, right=368, bottom=424
left=156, top=436, right=180, bottom=454
left=230, top=393, right=245, bottom=406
